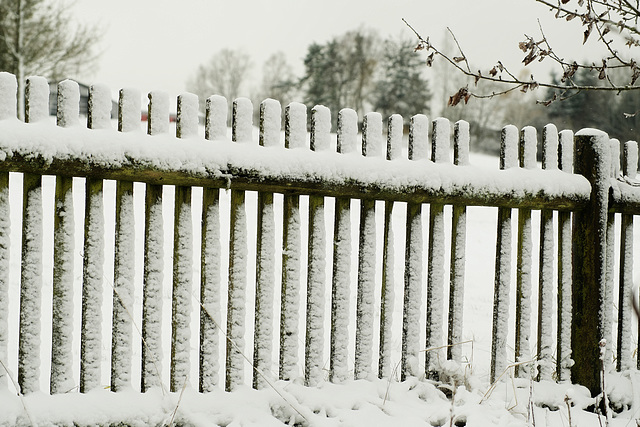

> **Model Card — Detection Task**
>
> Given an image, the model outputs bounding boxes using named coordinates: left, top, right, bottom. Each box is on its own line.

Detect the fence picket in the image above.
left=330, top=108, right=357, bottom=383
left=515, top=126, right=536, bottom=378
left=306, top=105, right=329, bottom=386
left=537, top=124, right=557, bottom=381
left=25, top=77, right=49, bottom=123
left=355, top=112, right=382, bottom=380
left=0, top=74, right=14, bottom=392
left=50, top=81, right=77, bottom=393
left=490, top=125, right=517, bottom=383
left=200, top=96, right=226, bottom=391
left=603, top=139, right=620, bottom=370
left=618, top=140, right=637, bottom=371
left=426, top=117, right=450, bottom=379
left=226, top=98, right=252, bottom=391
left=0, top=171, right=8, bottom=391
left=141, top=91, right=167, bottom=392
left=448, top=120, right=469, bottom=363
left=81, top=85, right=108, bottom=392
left=379, top=114, right=401, bottom=379
left=18, top=172, right=43, bottom=394
left=402, top=114, right=428, bottom=380
left=251, top=99, right=280, bottom=389
left=279, top=103, right=305, bottom=381
left=111, top=89, right=139, bottom=392
left=556, top=129, right=573, bottom=382
left=170, top=94, right=199, bottom=391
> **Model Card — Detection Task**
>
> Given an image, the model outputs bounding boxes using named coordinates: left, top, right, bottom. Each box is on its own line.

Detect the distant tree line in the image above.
left=188, top=28, right=431, bottom=129
left=189, top=26, right=639, bottom=153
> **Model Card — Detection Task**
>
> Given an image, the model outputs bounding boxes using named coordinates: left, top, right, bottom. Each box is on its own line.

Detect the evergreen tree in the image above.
left=372, top=38, right=431, bottom=122
left=300, top=29, right=380, bottom=128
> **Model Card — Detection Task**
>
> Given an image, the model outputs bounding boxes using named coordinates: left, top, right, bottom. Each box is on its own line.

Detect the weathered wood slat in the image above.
left=80, top=84, right=109, bottom=393
left=490, top=125, right=518, bottom=383
left=448, top=120, right=469, bottom=363
left=330, top=108, right=357, bottom=384
left=402, top=114, right=428, bottom=381
left=602, top=139, right=620, bottom=370
left=18, top=172, right=43, bottom=395
left=49, top=80, right=76, bottom=394
left=51, top=175, right=75, bottom=394
left=514, top=126, right=536, bottom=378
left=111, top=89, right=139, bottom=392
left=305, top=105, right=329, bottom=386
left=141, top=91, right=167, bottom=392
left=199, top=95, right=226, bottom=392
left=279, top=103, right=305, bottom=381
left=617, top=140, right=637, bottom=372
left=426, top=117, right=450, bottom=379
left=0, top=171, right=8, bottom=391
left=226, top=98, right=252, bottom=391
left=170, top=94, right=198, bottom=392
left=556, top=129, right=573, bottom=382
left=355, top=112, right=382, bottom=380
left=379, top=113, right=401, bottom=379
left=537, top=124, right=557, bottom=381
left=253, top=99, right=279, bottom=389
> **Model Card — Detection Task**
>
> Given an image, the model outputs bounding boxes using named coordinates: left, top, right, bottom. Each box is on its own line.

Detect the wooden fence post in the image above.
left=572, top=129, right=610, bottom=397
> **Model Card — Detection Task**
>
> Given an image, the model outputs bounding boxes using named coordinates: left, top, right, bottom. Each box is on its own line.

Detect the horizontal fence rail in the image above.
left=0, top=71, right=637, bottom=419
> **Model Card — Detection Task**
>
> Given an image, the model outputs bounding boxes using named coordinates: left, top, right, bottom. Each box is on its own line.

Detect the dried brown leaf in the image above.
left=426, top=52, right=434, bottom=67
left=583, top=24, right=592, bottom=44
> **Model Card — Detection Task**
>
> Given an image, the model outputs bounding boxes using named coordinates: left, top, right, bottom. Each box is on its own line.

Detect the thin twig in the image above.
left=0, top=358, right=35, bottom=426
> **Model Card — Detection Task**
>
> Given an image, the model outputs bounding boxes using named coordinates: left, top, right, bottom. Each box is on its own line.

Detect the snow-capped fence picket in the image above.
left=0, top=71, right=639, bottom=422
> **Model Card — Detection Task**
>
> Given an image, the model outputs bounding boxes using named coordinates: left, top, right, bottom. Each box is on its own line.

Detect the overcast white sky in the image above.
left=69, top=0, right=603, bottom=106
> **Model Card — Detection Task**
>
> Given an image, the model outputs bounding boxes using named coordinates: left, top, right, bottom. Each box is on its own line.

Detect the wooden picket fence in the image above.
left=0, top=72, right=638, bottom=411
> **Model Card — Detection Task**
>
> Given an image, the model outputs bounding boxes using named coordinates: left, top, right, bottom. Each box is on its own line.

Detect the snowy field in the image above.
left=1, top=132, right=640, bottom=425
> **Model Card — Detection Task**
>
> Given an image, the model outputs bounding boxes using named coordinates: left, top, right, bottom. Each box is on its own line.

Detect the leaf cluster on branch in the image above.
left=405, top=0, right=640, bottom=107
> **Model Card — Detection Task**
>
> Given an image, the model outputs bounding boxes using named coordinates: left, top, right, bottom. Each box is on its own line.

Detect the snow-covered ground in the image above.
left=0, top=122, right=639, bottom=425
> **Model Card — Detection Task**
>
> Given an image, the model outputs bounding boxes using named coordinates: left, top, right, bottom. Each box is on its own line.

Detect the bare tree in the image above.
left=188, top=48, right=252, bottom=110
left=404, top=0, right=640, bottom=106
left=258, top=51, right=298, bottom=106
left=0, top=0, right=101, bottom=119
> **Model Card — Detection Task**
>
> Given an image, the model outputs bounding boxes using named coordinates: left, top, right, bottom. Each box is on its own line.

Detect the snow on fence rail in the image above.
left=0, top=72, right=637, bottom=411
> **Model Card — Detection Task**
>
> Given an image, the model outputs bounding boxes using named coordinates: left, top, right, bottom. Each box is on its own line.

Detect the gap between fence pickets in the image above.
left=0, top=73, right=638, bottom=415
